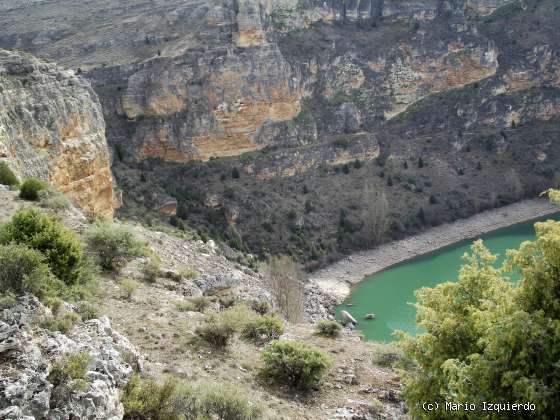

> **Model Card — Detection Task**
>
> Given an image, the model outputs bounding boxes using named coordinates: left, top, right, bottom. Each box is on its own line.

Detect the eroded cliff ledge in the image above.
left=0, top=50, right=115, bottom=218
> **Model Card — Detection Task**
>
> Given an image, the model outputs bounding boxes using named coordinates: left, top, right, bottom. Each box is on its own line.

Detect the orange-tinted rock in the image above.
left=0, top=50, right=115, bottom=218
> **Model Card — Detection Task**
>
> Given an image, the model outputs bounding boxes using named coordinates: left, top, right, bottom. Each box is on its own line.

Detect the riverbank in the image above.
left=309, top=198, right=560, bottom=301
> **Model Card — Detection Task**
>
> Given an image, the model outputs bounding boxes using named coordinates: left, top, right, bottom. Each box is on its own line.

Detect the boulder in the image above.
left=194, top=273, right=241, bottom=295
left=340, top=310, right=358, bottom=326
left=364, top=313, right=376, bottom=320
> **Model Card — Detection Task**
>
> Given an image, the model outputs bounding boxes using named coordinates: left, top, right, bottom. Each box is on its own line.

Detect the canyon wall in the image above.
left=1, top=0, right=559, bottom=263
left=0, top=50, right=115, bottom=218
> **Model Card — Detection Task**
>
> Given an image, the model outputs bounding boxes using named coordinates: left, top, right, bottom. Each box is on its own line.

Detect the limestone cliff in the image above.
left=0, top=50, right=115, bottom=217
left=1, top=0, right=560, bottom=263
left=0, top=0, right=517, bottom=166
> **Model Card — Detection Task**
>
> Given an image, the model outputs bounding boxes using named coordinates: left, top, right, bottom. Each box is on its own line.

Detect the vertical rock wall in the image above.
left=0, top=50, right=115, bottom=218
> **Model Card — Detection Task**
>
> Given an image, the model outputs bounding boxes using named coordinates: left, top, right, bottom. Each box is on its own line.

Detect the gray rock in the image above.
left=194, top=273, right=241, bottom=295
left=340, top=310, right=358, bottom=326
left=0, top=296, right=139, bottom=420
left=364, top=313, right=376, bottom=320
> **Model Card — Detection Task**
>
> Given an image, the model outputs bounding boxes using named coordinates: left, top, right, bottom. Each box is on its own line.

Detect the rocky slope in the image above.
left=1, top=0, right=559, bottom=263
left=0, top=186, right=406, bottom=420
left=0, top=50, right=115, bottom=218
left=0, top=295, right=138, bottom=419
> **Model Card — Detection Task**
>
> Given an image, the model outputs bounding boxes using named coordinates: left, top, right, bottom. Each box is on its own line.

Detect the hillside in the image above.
left=0, top=186, right=405, bottom=419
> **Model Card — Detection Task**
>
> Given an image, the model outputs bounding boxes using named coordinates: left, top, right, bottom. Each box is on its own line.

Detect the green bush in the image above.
left=0, top=293, right=16, bottom=310
left=260, top=340, right=331, bottom=390
left=0, top=243, right=55, bottom=296
left=38, top=187, right=71, bottom=212
left=77, top=301, right=100, bottom=321
left=0, top=208, right=83, bottom=285
left=189, top=296, right=210, bottom=312
left=122, top=375, right=262, bottom=420
left=397, top=231, right=560, bottom=419
left=0, top=162, right=18, bottom=186
left=241, top=315, right=284, bottom=344
left=123, top=375, right=182, bottom=420
left=121, top=278, right=138, bottom=299
left=315, top=320, right=342, bottom=338
left=48, top=351, right=91, bottom=391
left=250, top=299, right=271, bottom=315
left=196, top=314, right=236, bottom=349
left=200, top=384, right=263, bottom=420
left=174, top=299, right=196, bottom=312
left=174, top=296, right=210, bottom=312
left=85, top=222, right=145, bottom=271
left=140, top=258, right=161, bottom=283
left=19, top=177, right=45, bottom=200
left=42, top=311, right=81, bottom=333
left=371, top=342, right=407, bottom=368
left=180, top=266, right=200, bottom=280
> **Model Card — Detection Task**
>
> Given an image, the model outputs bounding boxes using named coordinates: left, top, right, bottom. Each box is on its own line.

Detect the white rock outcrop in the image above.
left=0, top=296, right=140, bottom=420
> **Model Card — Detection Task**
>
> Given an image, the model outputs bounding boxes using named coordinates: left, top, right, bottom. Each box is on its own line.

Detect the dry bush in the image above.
left=263, top=255, right=304, bottom=323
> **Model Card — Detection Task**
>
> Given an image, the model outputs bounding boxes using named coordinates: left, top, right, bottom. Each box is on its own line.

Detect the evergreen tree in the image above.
left=397, top=191, right=560, bottom=419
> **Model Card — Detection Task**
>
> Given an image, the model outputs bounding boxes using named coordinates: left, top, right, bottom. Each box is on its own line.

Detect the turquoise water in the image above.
left=336, top=214, right=560, bottom=342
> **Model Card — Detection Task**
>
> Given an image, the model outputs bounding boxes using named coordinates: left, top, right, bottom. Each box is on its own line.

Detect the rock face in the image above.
left=105, top=44, right=306, bottom=162
left=0, top=296, right=139, bottom=419
left=0, top=50, right=115, bottom=218
left=1, top=0, right=559, bottom=263
left=0, top=0, right=519, bottom=167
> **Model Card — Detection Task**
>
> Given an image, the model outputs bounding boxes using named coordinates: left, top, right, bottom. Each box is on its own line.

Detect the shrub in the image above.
left=0, top=243, right=54, bottom=296
left=196, top=314, right=236, bottom=349
left=173, top=299, right=196, bottom=312
left=260, top=340, right=332, bottom=390
left=122, top=375, right=262, bottom=420
left=0, top=293, right=16, bottom=310
left=200, top=384, right=263, bottom=420
left=371, top=342, right=407, bottom=368
left=140, top=258, right=161, bottom=283
left=38, top=187, right=71, bottom=212
left=85, top=222, right=145, bottom=271
left=180, top=266, right=200, bottom=280
left=189, top=296, right=210, bottom=312
left=44, top=296, right=64, bottom=313
left=19, top=177, right=45, bottom=200
left=221, top=304, right=256, bottom=331
left=42, top=311, right=81, bottom=333
left=250, top=299, right=271, bottom=315
left=315, top=320, right=342, bottom=338
left=0, top=162, right=18, bottom=186
left=77, top=301, right=100, bottom=321
left=0, top=208, right=83, bottom=285
left=121, top=278, right=138, bottom=299
left=174, top=296, right=210, bottom=313
left=122, top=375, right=183, bottom=420
left=397, top=229, right=560, bottom=419
left=48, top=351, right=91, bottom=392
left=241, top=315, right=284, bottom=344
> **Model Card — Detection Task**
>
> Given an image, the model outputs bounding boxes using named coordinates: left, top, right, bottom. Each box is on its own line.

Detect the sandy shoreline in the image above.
left=310, top=198, right=560, bottom=301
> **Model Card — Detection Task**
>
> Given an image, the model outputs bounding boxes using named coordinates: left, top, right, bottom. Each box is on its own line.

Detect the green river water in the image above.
left=336, top=213, right=560, bottom=342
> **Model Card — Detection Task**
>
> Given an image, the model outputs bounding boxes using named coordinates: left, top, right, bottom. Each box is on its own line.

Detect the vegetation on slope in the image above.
left=397, top=191, right=560, bottom=419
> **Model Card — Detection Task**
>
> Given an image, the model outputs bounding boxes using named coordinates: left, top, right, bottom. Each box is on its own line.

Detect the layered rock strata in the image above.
left=0, top=50, right=115, bottom=217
